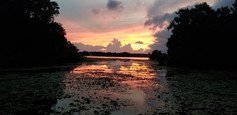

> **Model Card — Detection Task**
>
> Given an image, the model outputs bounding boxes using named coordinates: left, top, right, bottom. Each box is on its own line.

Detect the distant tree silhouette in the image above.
left=149, top=50, right=167, bottom=65
left=0, top=0, right=82, bottom=67
left=149, top=50, right=162, bottom=60
left=166, top=1, right=237, bottom=69
left=80, top=51, right=148, bottom=57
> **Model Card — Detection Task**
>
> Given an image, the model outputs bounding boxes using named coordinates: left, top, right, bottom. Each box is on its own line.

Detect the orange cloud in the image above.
left=55, top=0, right=155, bottom=53
left=65, top=24, right=155, bottom=51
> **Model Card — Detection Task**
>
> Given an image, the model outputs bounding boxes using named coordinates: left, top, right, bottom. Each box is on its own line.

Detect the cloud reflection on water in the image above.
left=53, top=60, right=169, bottom=114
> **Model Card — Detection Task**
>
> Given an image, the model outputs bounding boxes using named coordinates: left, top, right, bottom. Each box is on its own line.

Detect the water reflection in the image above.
left=52, top=60, right=170, bottom=115
left=2, top=60, right=236, bottom=114
left=0, top=60, right=170, bottom=115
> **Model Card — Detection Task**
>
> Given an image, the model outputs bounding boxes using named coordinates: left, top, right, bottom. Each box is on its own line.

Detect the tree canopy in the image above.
left=166, top=1, right=237, bottom=69
left=0, top=0, right=82, bottom=67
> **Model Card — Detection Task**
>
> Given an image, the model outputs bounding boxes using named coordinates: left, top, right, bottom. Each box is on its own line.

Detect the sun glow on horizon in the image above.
left=65, top=25, right=155, bottom=51
left=55, top=0, right=220, bottom=53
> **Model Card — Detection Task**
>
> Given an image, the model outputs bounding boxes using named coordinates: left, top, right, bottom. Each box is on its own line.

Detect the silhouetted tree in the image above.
left=149, top=50, right=162, bottom=60
left=149, top=50, right=167, bottom=65
left=0, top=0, right=82, bottom=67
left=166, top=1, right=237, bottom=69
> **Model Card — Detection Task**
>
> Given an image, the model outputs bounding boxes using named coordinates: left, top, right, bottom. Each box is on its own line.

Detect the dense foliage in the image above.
left=0, top=0, right=82, bottom=67
left=167, top=1, right=237, bottom=68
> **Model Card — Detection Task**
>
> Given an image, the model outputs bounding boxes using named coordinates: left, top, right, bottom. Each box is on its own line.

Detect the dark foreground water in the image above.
left=0, top=57, right=237, bottom=115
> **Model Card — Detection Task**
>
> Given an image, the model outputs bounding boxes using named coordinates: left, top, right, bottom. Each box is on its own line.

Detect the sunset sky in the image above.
left=55, top=0, right=233, bottom=53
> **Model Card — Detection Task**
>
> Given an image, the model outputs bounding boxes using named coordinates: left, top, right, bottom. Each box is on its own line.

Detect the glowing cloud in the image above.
left=74, top=38, right=146, bottom=53
left=55, top=0, right=223, bottom=53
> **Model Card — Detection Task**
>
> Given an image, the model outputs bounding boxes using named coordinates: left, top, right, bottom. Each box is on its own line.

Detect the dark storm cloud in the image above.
left=144, top=13, right=175, bottom=53
left=107, top=0, right=123, bottom=11
left=147, top=0, right=191, bottom=18
left=149, top=30, right=172, bottom=53
left=145, top=13, right=175, bottom=30
left=144, top=0, right=186, bottom=53
left=214, top=0, right=235, bottom=9
left=145, top=0, right=209, bottom=53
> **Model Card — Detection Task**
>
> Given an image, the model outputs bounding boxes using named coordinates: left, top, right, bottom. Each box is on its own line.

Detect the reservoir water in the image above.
left=0, top=56, right=236, bottom=115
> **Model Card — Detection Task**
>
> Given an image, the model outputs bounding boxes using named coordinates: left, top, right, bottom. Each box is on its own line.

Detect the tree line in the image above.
left=81, top=51, right=148, bottom=57
left=151, top=0, right=237, bottom=69
left=0, top=0, right=82, bottom=67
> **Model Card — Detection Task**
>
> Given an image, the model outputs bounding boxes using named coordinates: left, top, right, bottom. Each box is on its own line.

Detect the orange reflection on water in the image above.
left=56, top=59, right=167, bottom=114
left=71, top=61, right=156, bottom=89
left=72, top=64, right=112, bottom=75
left=119, top=63, right=155, bottom=76
left=118, top=62, right=156, bottom=89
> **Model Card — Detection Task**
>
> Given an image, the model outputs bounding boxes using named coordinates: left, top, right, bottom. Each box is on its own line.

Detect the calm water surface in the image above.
left=53, top=59, right=170, bottom=115
left=85, top=56, right=149, bottom=61
left=0, top=56, right=237, bottom=115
